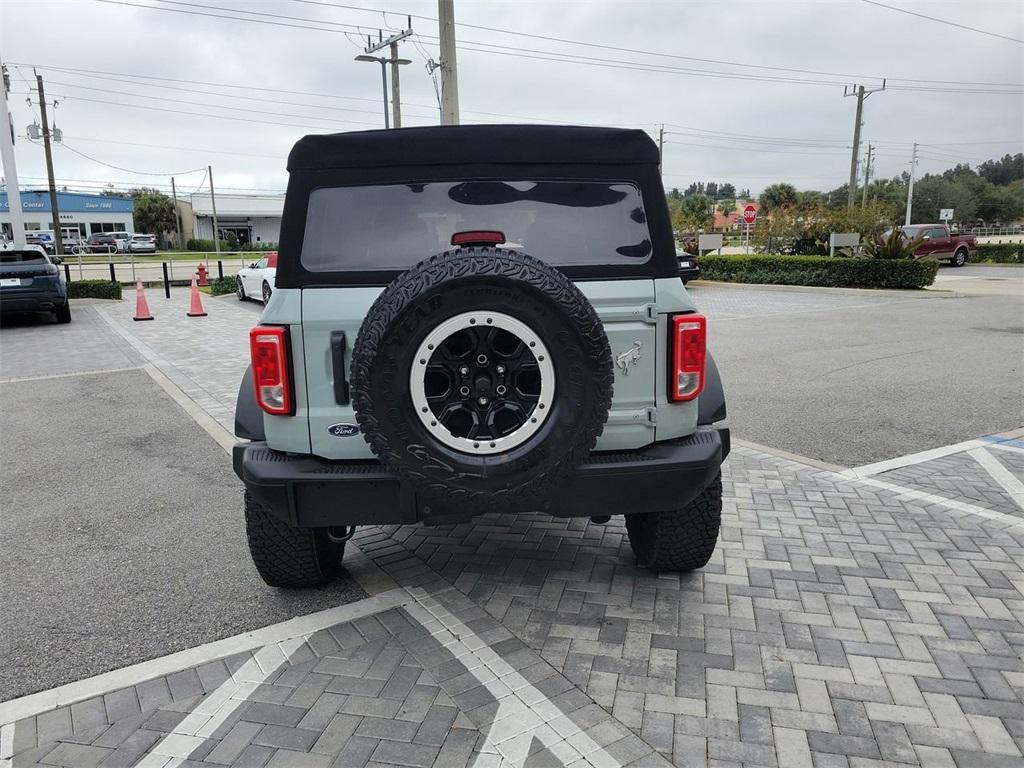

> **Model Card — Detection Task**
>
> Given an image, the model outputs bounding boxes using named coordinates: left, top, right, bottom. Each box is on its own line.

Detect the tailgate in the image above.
left=300, top=280, right=659, bottom=460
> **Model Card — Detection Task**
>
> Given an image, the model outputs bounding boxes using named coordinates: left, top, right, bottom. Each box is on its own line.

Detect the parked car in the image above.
left=0, top=245, right=70, bottom=323
left=898, top=224, right=976, bottom=267
left=61, top=235, right=84, bottom=255
left=25, top=232, right=55, bottom=255
left=235, top=251, right=277, bottom=303
left=86, top=233, right=119, bottom=253
left=232, top=125, right=729, bottom=587
left=110, top=231, right=132, bottom=252
left=128, top=234, right=157, bottom=254
left=677, top=249, right=700, bottom=284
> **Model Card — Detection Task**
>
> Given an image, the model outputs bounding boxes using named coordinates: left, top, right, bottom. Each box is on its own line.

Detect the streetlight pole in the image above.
left=355, top=53, right=411, bottom=129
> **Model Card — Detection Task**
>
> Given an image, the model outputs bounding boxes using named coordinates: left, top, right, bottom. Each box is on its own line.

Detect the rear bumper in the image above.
left=0, top=286, right=67, bottom=314
left=234, top=426, right=729, bottom=527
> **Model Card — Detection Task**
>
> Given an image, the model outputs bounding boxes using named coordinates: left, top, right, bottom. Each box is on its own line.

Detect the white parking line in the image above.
left=403, top=588, right=622, bottom=768
left=968, top=447, right=1024, bottom=512
left=132, top=644, right=299, bottom=768
left=839, top=474, right=1024, bottom=531
left=844, top=439, right=988, bottom=478
left=0, top=589, right=410, bottom=728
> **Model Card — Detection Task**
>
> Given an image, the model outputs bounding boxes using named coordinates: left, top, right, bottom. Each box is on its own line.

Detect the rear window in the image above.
left=0, top=249, right=48, bottom=263
left=300, top=180, right=652, bottom=272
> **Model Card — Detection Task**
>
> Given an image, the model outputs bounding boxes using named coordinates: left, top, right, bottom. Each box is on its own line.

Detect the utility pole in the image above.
left=438, top=0, right=460, bottom=125
left=171, top=176, right=184, bottom=250
left=1, top=60, right=26, bottom=247
left=904, top=143, right=918, bottom=226
left=658, top=125, right=664, bottom=174
left=390, top=41, right=402, bottom=128
left=35, top=71, right=63, bottom=256
left=358, top=22, right=412, bottom=130
left=844, top=81, right=885, bottom=209
left=208, top=165, right=220, bottom=258
left=861, top=143, right=873, bottom=207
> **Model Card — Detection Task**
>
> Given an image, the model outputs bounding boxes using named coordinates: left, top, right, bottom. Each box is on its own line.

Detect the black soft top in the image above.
left=287, top=125, right=660, bottom=170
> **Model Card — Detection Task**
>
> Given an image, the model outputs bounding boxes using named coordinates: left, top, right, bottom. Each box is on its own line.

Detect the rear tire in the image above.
left=244, top=491, right=343, bottom=587
left=952, top=248, right=967, bottom=267
left=625, top=474, right=722, bottom=572
left=55, top=301, right=71, bottom=324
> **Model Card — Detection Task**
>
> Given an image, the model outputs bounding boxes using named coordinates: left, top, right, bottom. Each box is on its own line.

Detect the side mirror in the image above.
left=249, top=262, right=258, bottom=269
left=51, top=255, right=62, bottom=265
left=922, top=235, right=931, bottom=241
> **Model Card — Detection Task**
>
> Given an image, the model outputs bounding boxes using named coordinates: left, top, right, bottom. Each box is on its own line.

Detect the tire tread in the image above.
left=625, top=475, right=722, bottom=572
left=244, top=492, right=341, bottom=587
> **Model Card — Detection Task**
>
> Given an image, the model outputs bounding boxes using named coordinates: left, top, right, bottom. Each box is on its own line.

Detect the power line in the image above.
left=39, top=77, right=438, bottom=122
left=55, top=142, right=206, bottom=176
left=17, top=63, right=605, bottom=124
left=289, top=0, right=1023, bottom=87
left=54, top=135, right=285, bottom=160
left=90, top=0, right=1021, bottom=94
left=859, top=0, right=1024, bottom=45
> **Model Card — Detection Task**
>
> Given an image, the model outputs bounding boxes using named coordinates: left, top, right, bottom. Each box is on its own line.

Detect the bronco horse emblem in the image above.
left=616, top=340, right=643, bottom=375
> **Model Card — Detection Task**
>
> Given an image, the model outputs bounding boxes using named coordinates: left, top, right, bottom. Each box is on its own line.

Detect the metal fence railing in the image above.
left=967, top=225, right=1024, bottom=236
left=59, top=252, right=254, bottom=294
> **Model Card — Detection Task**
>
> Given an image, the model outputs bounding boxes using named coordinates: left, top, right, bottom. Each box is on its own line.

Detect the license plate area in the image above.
left=0, top=278, right=22, bottom=287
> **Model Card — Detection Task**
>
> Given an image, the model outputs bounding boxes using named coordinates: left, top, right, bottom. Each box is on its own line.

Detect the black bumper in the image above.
left=234, top=426, right=729, bottom=527
left=0, top=288, right=67, bottom=314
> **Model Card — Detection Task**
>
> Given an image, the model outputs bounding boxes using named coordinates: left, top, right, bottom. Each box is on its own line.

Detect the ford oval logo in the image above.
left=327, top=423, right=360, bottom=437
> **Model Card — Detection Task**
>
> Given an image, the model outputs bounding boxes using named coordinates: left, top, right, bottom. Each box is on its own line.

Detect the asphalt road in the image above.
left=694, top=279, right=1024, bottom=467
left=0, top=368, right=365, bottom=701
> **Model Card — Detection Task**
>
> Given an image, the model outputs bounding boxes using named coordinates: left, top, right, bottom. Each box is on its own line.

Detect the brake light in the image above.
left=451, top=230, right=506, bottom=247
left=669, top=313, right=706, bottom=402
left=249, top=326, right=293, bottom=415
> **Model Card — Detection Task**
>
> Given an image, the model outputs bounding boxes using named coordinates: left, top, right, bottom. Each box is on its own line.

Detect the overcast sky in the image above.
left=2, top=0, right=1022, bottom=199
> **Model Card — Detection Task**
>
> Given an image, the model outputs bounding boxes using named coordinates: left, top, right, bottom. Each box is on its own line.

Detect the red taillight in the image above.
left=451, top=230, right=506, bottom=247
left=669, top=313, right=706, bottom=402
left=250, top=326, right=293, bottom=415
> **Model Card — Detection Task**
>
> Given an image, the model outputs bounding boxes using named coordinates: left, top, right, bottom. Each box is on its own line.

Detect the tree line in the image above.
left=667, top=153, right=1024, bottom=236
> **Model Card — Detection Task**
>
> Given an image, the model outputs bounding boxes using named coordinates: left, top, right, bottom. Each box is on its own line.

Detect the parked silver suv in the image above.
left=233, top=125, right=729, bottom=587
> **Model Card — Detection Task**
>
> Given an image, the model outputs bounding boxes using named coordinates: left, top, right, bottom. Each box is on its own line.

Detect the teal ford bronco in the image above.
left=233, top=125, right=729, bottom=587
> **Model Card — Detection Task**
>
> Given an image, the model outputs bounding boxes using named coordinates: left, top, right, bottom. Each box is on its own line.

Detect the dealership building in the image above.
left=0, top=190, right=135, bottom=239
left=178, top=193, right=284, bottom=247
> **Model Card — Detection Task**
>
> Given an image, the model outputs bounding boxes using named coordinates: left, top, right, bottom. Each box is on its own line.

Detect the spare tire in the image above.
left=350, top=247, right=613, bottom=514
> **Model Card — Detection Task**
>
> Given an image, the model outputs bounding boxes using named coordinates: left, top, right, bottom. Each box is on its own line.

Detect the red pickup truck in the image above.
left=900, top=224, right=976, bottom=267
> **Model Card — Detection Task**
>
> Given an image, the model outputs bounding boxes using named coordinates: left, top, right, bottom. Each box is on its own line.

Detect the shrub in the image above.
left=698, top=254, right=939, bottom=289
left=209, top=276, right=237, bottom=296
left=862, top=228, right=925, bottom=260
left=976, top=243, right=1023, bottom=263
left=186, top=238, right=229, bottom=252
left=67, top=280, right=122, bottom=300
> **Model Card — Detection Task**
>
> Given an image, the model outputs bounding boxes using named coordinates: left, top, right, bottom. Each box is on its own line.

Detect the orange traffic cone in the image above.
left=133, top=280, right=154, bottom=321
left=186, top=276, right=207, bottom=317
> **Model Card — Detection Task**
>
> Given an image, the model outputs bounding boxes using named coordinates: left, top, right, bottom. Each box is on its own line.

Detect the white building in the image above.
left=190, top=193, right=284, bottom=247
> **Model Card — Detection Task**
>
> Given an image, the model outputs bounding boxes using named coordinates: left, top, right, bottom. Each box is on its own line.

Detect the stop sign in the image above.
left=742, top=205, right=757, bottom=225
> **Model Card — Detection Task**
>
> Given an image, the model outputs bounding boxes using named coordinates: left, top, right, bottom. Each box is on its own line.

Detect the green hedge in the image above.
left=976, top=243, right=1023, bottom=263
left=209, top=276, right=237, bottom=296
left=67, top=280, right=122, bottom=300
left=698, top=254, right=939, bottom=289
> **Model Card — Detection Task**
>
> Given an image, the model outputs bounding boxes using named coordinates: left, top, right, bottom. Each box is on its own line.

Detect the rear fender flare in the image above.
left=235, top=365, right=265, bottom=440
left=699, top=353, right=726, bottom=425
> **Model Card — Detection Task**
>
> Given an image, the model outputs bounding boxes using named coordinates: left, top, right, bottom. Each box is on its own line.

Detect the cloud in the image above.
left=2, top=0, right=1021, bottom=197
